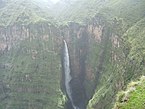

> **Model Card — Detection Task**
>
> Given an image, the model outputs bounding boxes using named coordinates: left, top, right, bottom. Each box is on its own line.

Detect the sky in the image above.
left=50, top=0, right=60, bottom=3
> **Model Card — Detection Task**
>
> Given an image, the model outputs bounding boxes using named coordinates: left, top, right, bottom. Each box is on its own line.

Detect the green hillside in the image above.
left=113, top=76, right=145, bottom=109
left=0, top=0, right=145, bottom=109
left=0, top=28, right=64, bottom=109
left=0, top=0, right=55, bottom=27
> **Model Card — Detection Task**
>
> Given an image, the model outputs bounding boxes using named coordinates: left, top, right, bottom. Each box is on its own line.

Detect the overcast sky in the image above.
left=50, top=0, right=60, bottom=3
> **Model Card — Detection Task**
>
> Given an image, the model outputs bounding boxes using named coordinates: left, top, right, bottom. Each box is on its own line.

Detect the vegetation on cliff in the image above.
left=113, top=76, right=145, bottom=109
left=0, top=0, right=145, bottom=109
left=0, top=0, right=56, bottom=27
left=0, top=27, right=64, bottom=109
left=86, top=0, right=145, bottom=109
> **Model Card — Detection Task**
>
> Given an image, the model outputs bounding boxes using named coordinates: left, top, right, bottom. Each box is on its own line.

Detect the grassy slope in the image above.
left=112, top=17, right=145, bottom=109
left=0, top=0, right=145, bottom=109
left=87, top=0, right=145, bottom=109
left=54, top=0, right=109, bottom=25
left=0, top=0, right=56, bottom=27
left=113, top=76, right=145, bottom=109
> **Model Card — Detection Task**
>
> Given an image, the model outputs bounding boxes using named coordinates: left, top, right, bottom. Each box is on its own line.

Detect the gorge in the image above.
left=0, top=0, right=145, bottom=109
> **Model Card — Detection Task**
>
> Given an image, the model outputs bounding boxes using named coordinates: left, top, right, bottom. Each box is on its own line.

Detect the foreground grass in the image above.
left=113, top=76, right=145, bottom=109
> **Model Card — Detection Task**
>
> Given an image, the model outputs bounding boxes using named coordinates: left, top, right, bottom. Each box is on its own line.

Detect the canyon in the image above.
left=0, top=0, right=145, bottom=109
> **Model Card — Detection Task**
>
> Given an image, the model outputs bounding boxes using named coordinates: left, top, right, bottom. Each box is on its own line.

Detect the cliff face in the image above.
left=0, top=14, right=112, bottom=109
left=61, top=19, right=111, bottom=109
left=0, top=23, right=63, bottom=109
left=0, top=0, right=145, bottom=109
left=0, top=17, right=108, bottom=109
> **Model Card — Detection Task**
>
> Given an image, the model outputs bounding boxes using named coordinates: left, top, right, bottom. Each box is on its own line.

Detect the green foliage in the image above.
left=87, top=0, right=145, bottom=109
left=0, top=0, right=145, bottom=109
left=125, top=18, right=145, bottom=64
left=0, top=31, right=63, bottom=109
left=113, top=76, right=145, bottom=109
left=0, top=0, right=56, bottom=27
left=53, top=0, right=109, bottom=24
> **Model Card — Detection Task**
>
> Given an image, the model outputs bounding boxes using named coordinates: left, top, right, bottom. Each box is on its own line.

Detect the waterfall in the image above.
left=63, top=40, right=79, bottom=109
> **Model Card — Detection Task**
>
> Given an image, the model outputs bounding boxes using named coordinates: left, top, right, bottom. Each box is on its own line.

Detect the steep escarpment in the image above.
left=0, top=0, right=145, bottom=109
left=0, top=1, right=64, bottom=108
left=87, top=0, right=145, bottom=109
left=59, top=17, right=113, bottom=109
left=57, top=0, right=145, bottom=109
left=0, top=23, right=64, bottom=109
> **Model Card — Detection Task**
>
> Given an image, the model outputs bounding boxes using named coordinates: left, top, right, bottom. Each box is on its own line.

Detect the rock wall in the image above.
left=0, top=15, right=141, bottom=109
left=0, top=23, right=63, bottom=109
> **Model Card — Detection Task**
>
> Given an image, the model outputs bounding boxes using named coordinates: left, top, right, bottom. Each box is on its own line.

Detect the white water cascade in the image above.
left=63, top=40, right=79, bottom=109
